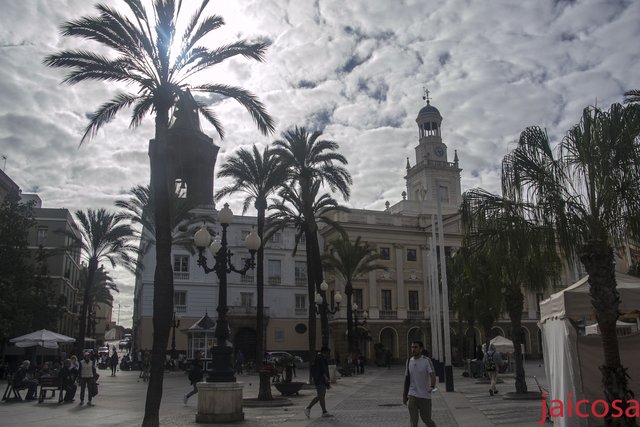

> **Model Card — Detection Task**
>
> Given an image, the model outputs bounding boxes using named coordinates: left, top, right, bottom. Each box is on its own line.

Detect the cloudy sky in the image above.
left=1, top=0, right=638, bottom=327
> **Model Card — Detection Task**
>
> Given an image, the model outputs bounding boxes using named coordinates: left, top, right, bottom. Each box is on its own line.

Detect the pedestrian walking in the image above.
left=304, top=347, right=333, bottom=419
left=483, top=343, right=503, bottom=396
left=141, top=351, right=151, bottom=382
left=79, top=352, right=97, bottom=405
left=235, top=350, right=244, bottom=374
left=184, top=353, right=203, bottom=404
left=403, top=341, right=437, bottom=427
left=110, top=350, right=118, bottom=376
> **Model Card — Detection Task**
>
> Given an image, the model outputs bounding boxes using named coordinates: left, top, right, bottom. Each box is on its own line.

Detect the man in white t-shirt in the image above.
left=403, top=341, right=437, bottom=427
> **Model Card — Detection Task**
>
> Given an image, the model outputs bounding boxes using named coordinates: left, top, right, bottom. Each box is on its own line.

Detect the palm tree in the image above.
left=461, top=188, right=561, bottom=394
left=68, top=209, right=137, bottom=355
left=83, top=268, right=120, bottom=338
left=115, top=184, right=199, bottom=254
left=45, top=2, right=274, bottom=423
left=322, top=235, right=383, bottom=355
left=91, top=268, right=120, bottom=307
left=215, top=145, right=287, bottom=401
left=447, top=247, right=502, bottom=364
left=268, top=182, right=348, bottom=375
left=505, top=103, right=640, bottom=424
left=271, top=127, right=352, bottom=351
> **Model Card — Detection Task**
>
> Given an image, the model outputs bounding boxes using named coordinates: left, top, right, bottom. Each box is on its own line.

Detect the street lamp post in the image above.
left=314, top=280, right=342, bottom=348
left=350, top=303, right=368, bottom=353
left=193, top=203, right=261, bottom=383
left=171, top=310, right=181, bottom=363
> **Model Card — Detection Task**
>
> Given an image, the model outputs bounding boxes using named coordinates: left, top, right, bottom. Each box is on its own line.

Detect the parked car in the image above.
left=265, top=351, right=303, bottom=369
left=97, top=346, right=109, bottom=356
left=119, top=340, right=131, bottom=350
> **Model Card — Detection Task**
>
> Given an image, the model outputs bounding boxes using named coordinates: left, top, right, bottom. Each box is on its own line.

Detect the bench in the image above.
left=37, top=376, right=63, bottom=404
left=2, top=375, right=29, bottom=402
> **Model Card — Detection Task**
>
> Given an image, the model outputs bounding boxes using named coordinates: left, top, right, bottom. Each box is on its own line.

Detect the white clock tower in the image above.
left=402, top=94, right=462, bottom=215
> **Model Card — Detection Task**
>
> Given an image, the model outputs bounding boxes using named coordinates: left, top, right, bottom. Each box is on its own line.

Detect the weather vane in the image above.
left=422, top=86, right=431, bottom=105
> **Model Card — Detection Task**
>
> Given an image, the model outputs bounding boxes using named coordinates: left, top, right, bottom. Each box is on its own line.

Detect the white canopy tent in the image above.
left=584, top=321, right=638, bottom=336
left=539, top=272, right=640, bottom=427
left=490, top=335, right=525, bottom=354
left=489, top=335, right=513, bottom=353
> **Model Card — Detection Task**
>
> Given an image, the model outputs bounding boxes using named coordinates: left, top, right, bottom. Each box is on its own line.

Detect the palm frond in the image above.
left=192, top=84, right=275, bottom=136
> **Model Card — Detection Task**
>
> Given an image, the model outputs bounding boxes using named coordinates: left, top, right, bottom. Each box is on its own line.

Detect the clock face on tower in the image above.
left=434, top=146, right=445, bottom=157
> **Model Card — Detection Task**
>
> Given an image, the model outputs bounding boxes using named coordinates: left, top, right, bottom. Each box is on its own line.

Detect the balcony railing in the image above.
left=175, top=304, right=187, bottom=314
left=295, top=308, right=307, bottom=316
left=229, top=306, right=256, bottom=315
left=379, top=310, right=397, bottom=320
left=407, top=310, right=424, bottom=320
left=241, top=274, right=254, bottom=284
left=268, top=276, right=281, bottom=285
left=295, top=277, right=307, bottom=286
left=228, top=306, right=271, bottom=316
left=173, top=271, right=189, bottom=281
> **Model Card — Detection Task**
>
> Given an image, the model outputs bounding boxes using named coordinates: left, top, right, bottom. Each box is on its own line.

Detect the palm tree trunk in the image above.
left=345, top=283, right=354, bottom=355
left=505, top=285, right=527, bottom=394
left=142, top=108, right=173, bottom=427
left=76, top=259, right=97, bottom=355
left=309, top=231, right=328, bottom=348
left=580, top=240, right=636, bottom=427
left=305, top=233, right=316, bottom=383
left=255, top=201, right=272, bottom=400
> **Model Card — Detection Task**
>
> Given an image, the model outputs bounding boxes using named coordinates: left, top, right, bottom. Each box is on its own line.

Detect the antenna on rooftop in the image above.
left=1, top=155, right=6, bottom=171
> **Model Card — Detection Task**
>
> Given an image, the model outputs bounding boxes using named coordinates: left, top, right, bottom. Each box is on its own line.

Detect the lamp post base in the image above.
left=206, top=345, right=236, bottom=383
left=196, top=382, right=244, bottom=423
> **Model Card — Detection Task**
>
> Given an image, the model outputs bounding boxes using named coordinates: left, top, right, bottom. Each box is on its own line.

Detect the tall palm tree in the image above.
left=322, top=235, right=383, bottom=355
left=215, top=145, right=287, bottom=401
left=268, top=182, right=348, bottom=374
left=506, top=103, right=640, bottom=424
left=271, top=127, right=352, bottom=351
left=69, top=209, right=137, bottom=355
left=45, top=2, right=274, bottom=423
left=461, top=189, right=561, bottom=394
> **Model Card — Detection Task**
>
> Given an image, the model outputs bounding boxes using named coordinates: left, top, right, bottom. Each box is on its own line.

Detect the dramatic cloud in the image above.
left=1, top=0, right=638, bottom=326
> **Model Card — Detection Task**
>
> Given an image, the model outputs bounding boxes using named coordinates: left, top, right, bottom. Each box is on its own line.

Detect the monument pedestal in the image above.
left=196, top=382, right=244, bottom=423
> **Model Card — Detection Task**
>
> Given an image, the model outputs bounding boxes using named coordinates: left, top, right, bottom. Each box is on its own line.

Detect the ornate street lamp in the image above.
left=314, top=280, right=342, bottom=347
left=171, top=310, right=181, bottom=363
left=193, top=203, right=261, bottom=382
left=352, top=303, right=368, bottom=328
left=349, top=303, right=368, bottom=353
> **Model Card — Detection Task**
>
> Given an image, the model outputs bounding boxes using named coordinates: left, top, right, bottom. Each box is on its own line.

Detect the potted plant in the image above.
left=273, top=354, right=304, bottom=396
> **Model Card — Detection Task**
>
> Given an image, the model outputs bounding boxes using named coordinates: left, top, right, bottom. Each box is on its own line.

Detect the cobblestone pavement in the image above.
left=448, top=361, right=549, bottom=427
left=308, top=368, right=458, bottom=427
left=0, top=362, right=548, bottom=427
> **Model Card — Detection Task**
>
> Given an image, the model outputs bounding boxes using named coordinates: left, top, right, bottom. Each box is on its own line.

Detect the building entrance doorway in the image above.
left=234, top=327, right=257, bottom=363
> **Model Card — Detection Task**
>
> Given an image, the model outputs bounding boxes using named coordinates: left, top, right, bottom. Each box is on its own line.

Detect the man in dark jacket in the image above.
left=304, top=347, right=333, bottom=419
left=58, top=359, right=77, bottom=402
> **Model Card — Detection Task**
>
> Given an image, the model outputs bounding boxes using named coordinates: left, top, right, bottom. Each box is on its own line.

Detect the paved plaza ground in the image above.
left=0, top=362, right=549, bottom=426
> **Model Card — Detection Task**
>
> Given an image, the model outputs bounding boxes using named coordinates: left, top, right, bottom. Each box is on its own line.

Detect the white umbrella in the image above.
left=10, top=329, right=76, bottom=349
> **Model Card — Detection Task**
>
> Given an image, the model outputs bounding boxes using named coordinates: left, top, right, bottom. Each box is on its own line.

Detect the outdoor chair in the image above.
left=2, top=374, right=28, bottom=402
left=37, top=376, right=63, bottom=404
